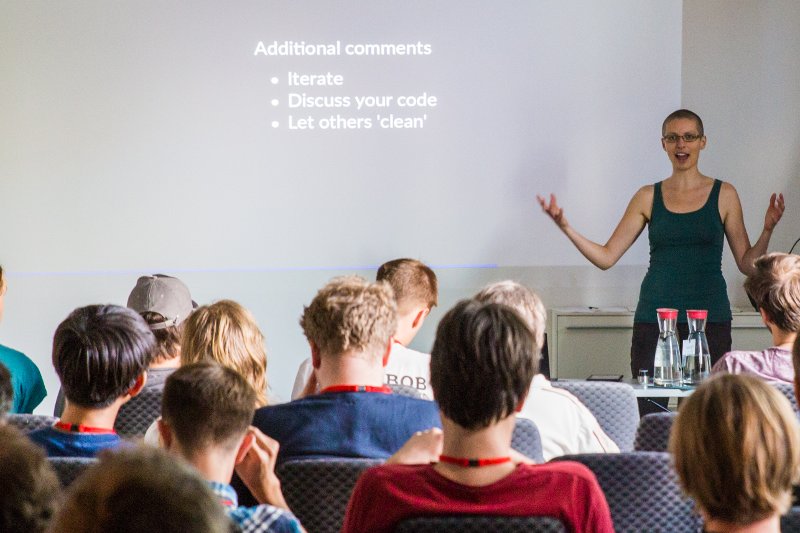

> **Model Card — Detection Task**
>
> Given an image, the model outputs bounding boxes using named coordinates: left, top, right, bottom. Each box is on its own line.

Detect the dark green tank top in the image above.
left=634, top=179, right=731, bottom=323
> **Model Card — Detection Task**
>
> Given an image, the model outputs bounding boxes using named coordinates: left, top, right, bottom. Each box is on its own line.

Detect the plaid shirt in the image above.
left=209, top=481, right=302, bottom=533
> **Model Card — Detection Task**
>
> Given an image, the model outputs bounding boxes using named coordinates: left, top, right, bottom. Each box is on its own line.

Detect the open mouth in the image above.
left=675, top=152, right=689, bottom=163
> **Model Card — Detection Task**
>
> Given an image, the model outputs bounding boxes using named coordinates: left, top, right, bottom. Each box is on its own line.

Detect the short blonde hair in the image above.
left=744, top=253, right=800, bottom=332
left=474, top=280, right=546, bottom=349
left=376, top=259, right=438, bottom=313
left=300, top=276, right=397, bottom=358
left=181, top=300, right=268, bottom=407
left=670, top=373, right=800, bottom=524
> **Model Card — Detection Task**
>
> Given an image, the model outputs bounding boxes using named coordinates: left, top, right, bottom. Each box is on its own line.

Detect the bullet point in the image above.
left=271, top=121, right=279, bottom=128
left=270, top=77, right=279, bottom=85
left=271, top=99, right=279, bottom=106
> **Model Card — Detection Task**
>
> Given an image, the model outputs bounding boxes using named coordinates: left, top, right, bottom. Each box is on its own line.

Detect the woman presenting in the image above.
left=538, top=109, right=785, bottom=377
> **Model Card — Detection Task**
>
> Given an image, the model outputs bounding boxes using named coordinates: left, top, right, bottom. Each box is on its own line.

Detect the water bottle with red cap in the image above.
left=682, top=309, right=712, bottom=385
left=654, top=308, right=682, bottom=386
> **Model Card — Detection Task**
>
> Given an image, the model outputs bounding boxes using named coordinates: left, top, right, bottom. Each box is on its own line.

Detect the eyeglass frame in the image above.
left=662, top=133, right=704, bottom=143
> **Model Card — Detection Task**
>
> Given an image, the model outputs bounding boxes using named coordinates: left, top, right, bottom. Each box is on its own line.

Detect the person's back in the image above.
left=475, top=280, right=619, bottom=459
left=0, top=266, right=46, bottom=413
left=28, top=304, right=156, bottom=457
left=713, top=253, right=800, bottom=383
left=159, top=363, right=302, bottom=533
left=342, top=299, right=613, bottom=533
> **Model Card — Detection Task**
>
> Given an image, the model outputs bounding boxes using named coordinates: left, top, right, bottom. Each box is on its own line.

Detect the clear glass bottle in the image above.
left=682, top=309, right=712, bottom=385
left=653, top=308, right=681, bottom=386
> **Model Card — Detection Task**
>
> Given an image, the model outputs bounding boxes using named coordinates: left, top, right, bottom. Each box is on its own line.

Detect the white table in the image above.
left=631, top=381, right=695, bottom=398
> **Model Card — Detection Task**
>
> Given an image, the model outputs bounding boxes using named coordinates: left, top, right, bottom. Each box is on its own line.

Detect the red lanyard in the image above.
left=439, top=455, right=512, bottom=467
left=320, top=385, right=393, bottom=394
left=54, top=421, right=117, bottom=434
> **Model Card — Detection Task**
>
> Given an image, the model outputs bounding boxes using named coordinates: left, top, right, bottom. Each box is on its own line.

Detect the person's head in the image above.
left=744, top=253, right=800, bottom=334
left=301, top=276, right=397, bottom=363
left=160, top=362, right=256, bottom=460
left=376, top=259, right=438, bottom=346
left=662, top=108, right=704, bottom=138
left=793, top=335, right=800, bottom=403
left=431, top=299, right=538, bottom=430
left=50, top=446, right=231, bottom=533
left=181, top=300, right=268, bottom=407
left=670, top=373, right=800, bottom=526
left=661, top=109, right=706, bottom=169
left=127, top=274, right=195, bottom=365
left=474, top=280, right=546, bottom=351
left=0, top=362, right=12, bottom=420
left=54, top=304, right=156, bottom=409
left=0, top=424, right=61, bottom=533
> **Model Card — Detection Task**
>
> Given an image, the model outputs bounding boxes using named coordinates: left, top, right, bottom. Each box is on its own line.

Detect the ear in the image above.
left=158, top=418, right=174, bottom=450
left=411, top=307, right=430, bottom=329
left=382, top=338, right=392, bottom=367
left=234, top=431, right=255, bottom=465
left=699, top=135, right=707, bottom=150
left=126, top=373, right=147, bottom=399
left=514, top=388, right=530, bottom=413
left=310, top=341, right=322, bottom=369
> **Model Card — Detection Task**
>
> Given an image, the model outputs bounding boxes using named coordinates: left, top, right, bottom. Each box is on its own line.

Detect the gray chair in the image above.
left=551, top=381, right=639, bottom=451
left=511, top=417, right=544, bottom=463
left=553, top=452, right=702, bottom=533
left=49, top=457, right=98, bottom=487
left=276, top=458, right=383, bottom=533
left=114, top=386, right=163, bottom=438
left=770, top=381, right=799, bottom=414
left=6, top=413, right=57, bottom=432
left=389, top=383, right=426, bottom=399
left=634, top=412, right=678, bottom=452
left=394, top=515, right=567, bottom=532
left=781, top=506, right=800, bottom=532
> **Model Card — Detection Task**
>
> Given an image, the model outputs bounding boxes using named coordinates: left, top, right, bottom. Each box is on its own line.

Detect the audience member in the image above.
left=159, top=362, right=302, bottom=532
left=0, top=362, right=12, bottom=420
left=671, top=373, right=800, bottom=533
left=713, top=253, right=800, bottom=383
left=0, top=265, right=47, bottom=413
left=28, top=305, right=156, bottom=457
left=54, top=273, right=196, bottom=416
left=292, top=258, right=438, bottom=399
left=0, top=424, right=61, bottom=533
left=475, top=280, right=619, bottom=460
left=251, top=276, right=440, bottom=465
left=342, top=299, right=614, bottom=532
left=49, top=446, right=232, bottom=533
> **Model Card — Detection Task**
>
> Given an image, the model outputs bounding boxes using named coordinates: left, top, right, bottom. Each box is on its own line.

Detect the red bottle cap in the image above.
left=656, top=308, right=678, bottom=320
left=687, top=310, right=708, bottom=320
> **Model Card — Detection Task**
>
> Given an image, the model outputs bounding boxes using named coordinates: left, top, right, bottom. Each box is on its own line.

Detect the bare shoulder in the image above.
left=628, top=184, right=654, bottom=217
left=718, top=181, right=743, bottom=210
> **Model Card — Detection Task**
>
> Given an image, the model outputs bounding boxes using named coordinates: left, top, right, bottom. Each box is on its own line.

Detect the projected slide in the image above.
left=1, top=0, right=681, bottom=273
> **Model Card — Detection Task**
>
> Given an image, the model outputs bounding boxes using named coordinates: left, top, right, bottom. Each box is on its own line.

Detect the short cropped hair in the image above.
left=670, top=373, right=800, bottom=524
left=140, top=312, right=184, bottom=365
left=54, top=305, right=156, bottom=409
left=162, top=362, right=256, bottom=454
left=50, top=446, right=231, bottom=533
left=662, top=109, right=704, bottom=137
left=744, top=253, right=800, bottom=332
left=300, top=276, right=397, bottom=358
left=0, top=425, right=61, bottom=533
left=181, top=300, right=268, bottom=407
left=0, top=362, right=12, bottom=419
left=431, top=299, right=538, bottom=430
left=376, top=258, right=438, bottom=312
left=474, top=280, right=546, bottom=349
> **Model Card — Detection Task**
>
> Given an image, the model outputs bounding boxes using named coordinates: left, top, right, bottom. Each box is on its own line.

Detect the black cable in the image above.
left=644, top=398, right=672, bottom=413
left=789, top=237, right=800, bottom=255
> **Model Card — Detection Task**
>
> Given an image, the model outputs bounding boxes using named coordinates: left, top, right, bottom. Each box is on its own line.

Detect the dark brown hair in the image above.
left=662, top=108, right=704, bottom=137
left=430, top=299, right=538, bottom=430
left=140, top=311, right=184, bottom=364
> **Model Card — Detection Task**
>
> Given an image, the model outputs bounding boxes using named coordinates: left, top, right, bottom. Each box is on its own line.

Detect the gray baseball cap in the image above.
left=127, top=274, right=196, bottom=330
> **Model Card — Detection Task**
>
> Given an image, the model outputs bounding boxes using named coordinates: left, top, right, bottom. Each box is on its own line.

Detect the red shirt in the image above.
left=342, top=461, right=614, bottom=533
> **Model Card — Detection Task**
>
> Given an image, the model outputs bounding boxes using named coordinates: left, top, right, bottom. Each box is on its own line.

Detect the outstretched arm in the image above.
left=537, top=188, right=651, bottom=270
left=721, top=184, right=785, bottom=275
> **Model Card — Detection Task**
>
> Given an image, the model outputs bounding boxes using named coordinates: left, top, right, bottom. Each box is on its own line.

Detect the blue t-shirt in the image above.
left=27, top=425, right=123, bottom=458
left=209, top=481, right=302, bottom=533
left=0, top=344, right=46, bottom=413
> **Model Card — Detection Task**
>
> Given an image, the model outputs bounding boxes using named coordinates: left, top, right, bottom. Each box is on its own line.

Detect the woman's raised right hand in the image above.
left=537, top=193, right=569, bottom=230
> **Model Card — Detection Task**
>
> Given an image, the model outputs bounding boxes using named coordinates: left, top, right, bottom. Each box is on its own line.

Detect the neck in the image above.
left=60, top=399, right=124, bottom=430
left=394, top=312, right=418, bottom=346
left=315, top=350, right=385, bottom=390
left=668, top=169, right=704, bottom=184
left=180, top=444, right=237, bottom=486
left=704, top=515, right=779, bottom=533
left=433, top=414, right=517, bottom=486
left=770, top=328, right=796, bottom=350
left=149, top=354, right=181, bottom=369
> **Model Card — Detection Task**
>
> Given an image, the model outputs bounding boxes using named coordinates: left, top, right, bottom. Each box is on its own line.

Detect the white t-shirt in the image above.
left=518, top=374, right=620, bottom=461
left=290, top=342, right=433, bottom=400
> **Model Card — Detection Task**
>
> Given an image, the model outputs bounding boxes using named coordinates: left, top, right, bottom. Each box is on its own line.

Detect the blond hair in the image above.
left=670, top=373, right=800, bottom=524
left=745, top=253, right=800, bottom=332
left=181, top=300, right=268, bottom=407
left=300, top=276, right=397, bottom=358
left=474, top=280, right=546, bottom=349
left=376, top=258, right=438, bottom=313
